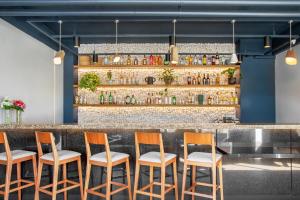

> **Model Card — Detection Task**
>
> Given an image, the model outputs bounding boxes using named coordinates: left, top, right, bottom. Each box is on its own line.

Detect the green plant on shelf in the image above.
left=221, top=68, right=236, bottom=78
left=158, top=68, right=175, bottom=85
left=79, top=72, right=100, bottom=92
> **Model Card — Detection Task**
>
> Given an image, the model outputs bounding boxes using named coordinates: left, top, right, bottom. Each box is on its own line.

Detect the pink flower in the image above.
left=13, top=100, right=26, bottom=111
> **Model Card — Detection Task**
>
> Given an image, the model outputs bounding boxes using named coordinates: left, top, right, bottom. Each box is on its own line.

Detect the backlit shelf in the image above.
left=74, top=64, right=240, bottom=70
left=74, top=84, right=240, bottom=89
left=74, top=104, right=240, bottom=108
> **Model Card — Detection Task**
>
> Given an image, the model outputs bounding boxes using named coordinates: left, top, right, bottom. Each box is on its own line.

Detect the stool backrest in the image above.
left=35, top=131, right=58, bottom=160
left=135, top=132, right=165, bottom=163
left=184, top=132, right=216, bottom=164
left=0, top=132, right=11, bottom=161
left=84, top=132, right=111, bottom=163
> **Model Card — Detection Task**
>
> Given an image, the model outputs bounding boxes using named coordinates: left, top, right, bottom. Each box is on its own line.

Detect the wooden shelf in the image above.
left=74, top=84, right=240, bottom=89
left=74, top=64, right=240, bottom=70
left=74, top=104, right=240, bottom=108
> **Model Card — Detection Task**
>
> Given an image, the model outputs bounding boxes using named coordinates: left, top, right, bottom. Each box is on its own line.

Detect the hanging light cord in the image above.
left=115, top=20, right=119, bottom=54
left=173, top=19, right=176, bottom=45
left=289, top=20, right=292, bottom=50
left=232, top=20, right=235, bottom=53
left=59, top=20, right=62, bottom=51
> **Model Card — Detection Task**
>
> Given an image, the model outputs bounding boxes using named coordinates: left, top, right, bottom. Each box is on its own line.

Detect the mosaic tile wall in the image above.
left=77, top=43, right=238, bottom=124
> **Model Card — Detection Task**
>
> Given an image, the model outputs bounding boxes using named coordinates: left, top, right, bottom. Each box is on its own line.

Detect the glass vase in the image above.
left=3, top=109, right=12, bottom=124
left=16, top=110, right=22, bottom=125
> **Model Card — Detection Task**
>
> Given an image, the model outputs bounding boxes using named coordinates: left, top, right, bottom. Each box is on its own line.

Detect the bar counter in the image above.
left=1, top=123, right=300, bottom=199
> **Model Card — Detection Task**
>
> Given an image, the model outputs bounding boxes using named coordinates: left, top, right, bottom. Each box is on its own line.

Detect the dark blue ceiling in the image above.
left=1, top=0, right=300, bottom=55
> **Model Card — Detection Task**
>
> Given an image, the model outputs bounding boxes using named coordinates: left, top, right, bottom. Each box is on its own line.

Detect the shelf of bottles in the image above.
left=74, top=53, right=240, bottom=108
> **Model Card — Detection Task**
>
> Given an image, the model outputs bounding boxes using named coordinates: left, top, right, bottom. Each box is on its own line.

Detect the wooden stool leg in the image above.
left=63, top=163, right=67, bottom=200
left=181, top=163, right=187, bottom=200
left=35, top=160, right=43, bottom=200
left=149, top=166, right=154, bottom=200
left=191, top=166, right=196, bottom=200
left=4, top=162, right=12, bottom=200
left=160, top=165, right=165, bottom=200
left=212, top=166, right=217, bottom=200
left=106, top=165, right=112, bottom=200
left=218, top=161, right=224, bottom=200
left=77, top=158, right=84, bottom=200
left=52, top=163, right=59, bottom=200
left=126, top=158, right=132, bottom=200
left=32, top=156, right=38, bottom=199
left=172, top=161, right=178, bottom=200
left=133, top=162, right=140, bottom=200
left=17, top=162, right=22, bottom=200
left=83, top=162, right=91, bottom=200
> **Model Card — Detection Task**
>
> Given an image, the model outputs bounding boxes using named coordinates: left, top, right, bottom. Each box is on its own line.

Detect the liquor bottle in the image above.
left=207, top=74, right=211, bottom=85
left=212, top=55, right=216, bottom=65
left=146, top=93, right=152, bottom=104
left=192, top=74, right=197, bottom=85
left=108, top=92, right=113, bottom=104
left=202, top=54, right=207, bottom=65
left=142, top=55, right=147, bottom=65
left=215, top=53, right=220, bottom=65
left=202, top=74, right=206, bottom=85
left=234, top=92, right=239, bottom=105
left=109, top=55, right=113, bottom=65
left=149, top=55, right=154, bottom=65
left=187, top=72, right=192, bottom=85
left=180, top=56, right=185, bottom=65
left=126, top=55, right=132, bottom=65
left=99, top=92, right=105, bottom=104
left=104, top=91, right=108, bottom=104
left=216, top=74, right=220, bottom=85
left=157, top=55, right=163, bottom=65
left=230, top=92, right=235, bottom=105
left=207, top=56, right=212, bottom=65
left=189, top=55, right=193, bottom=65
left=193, top=55, right=198, bottom=65
left=125, top=95, right=131, bottom=104
left=172, top=96, right=176, bottom=105
left=164, top=54, right=170, bottom=65
left=103, top=56, right=109, bottom=65
left=133, top=57, right=139, bottom=65
left=197, top=73, right=202, bottom=85
left=131, top=95, right=137, bottom=105
left=207, top=95, right=212, bottom=105
left=198, top=55, right=202, bottom=65
left=185, top=55, right=190, bottom=65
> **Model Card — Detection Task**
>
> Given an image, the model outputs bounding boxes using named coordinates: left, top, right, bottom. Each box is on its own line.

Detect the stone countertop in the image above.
left=1, top=123, right=300, bottom=130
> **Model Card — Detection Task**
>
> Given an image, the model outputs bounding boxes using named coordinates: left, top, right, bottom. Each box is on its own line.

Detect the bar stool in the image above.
left=0, top=132, right=37, bottom=200
left=181, top=132, right=224, bottom=200
left=83, top=132, right=132, bottom=200
left=35, top=131, right=83, bottom=200
left=133, top=132, right=178, bottom=200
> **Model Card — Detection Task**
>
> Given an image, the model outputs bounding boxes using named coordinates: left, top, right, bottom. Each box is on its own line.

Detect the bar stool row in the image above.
left=0, top=131, right=224, bottom=200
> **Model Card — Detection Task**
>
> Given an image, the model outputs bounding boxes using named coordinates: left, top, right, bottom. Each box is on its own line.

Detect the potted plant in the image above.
left=0, top=97, right=13, bottom=124
left=79, top=72, right=101, bottom=92
left=13, top=100, right=26, bottom=125
left=221, top=68, right=237, bottom=84
left=158, top=69, right=175, bottom=85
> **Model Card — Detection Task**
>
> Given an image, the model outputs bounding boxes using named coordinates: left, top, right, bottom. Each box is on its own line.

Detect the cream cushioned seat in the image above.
left=187, top=152, right=222, bottom=163
left=0, top=150, right=36, bottom=161
left=90, top=151, right=129, bottom=163
left=41, top=150, right=81, bottom=161
left=139, top=151, right=176, bottom=163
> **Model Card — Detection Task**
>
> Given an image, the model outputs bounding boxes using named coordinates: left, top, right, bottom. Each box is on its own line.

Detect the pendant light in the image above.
left=264, top=36, right=271, bottom=48
left=73, top=36, right=80, bottom=48
left=113, top=19, right=121, bottom=63
left=53, top=20, right=65, bottom=65
left=230, top=20, right=238, bottom=64
left=92, top=44, right=98, bottom=64
left=170, top=19, right=179, bottom=65
left=285, top=20, right=298, bottom=66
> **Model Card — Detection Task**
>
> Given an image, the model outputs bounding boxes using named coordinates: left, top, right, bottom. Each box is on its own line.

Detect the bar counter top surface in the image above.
left=1, top=123, right=300, bottom=130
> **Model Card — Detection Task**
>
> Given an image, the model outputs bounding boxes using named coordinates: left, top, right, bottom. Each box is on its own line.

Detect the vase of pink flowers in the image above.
left=13, top=100, right=26, bottom=125
left=1, top=97, right=13, bottom=124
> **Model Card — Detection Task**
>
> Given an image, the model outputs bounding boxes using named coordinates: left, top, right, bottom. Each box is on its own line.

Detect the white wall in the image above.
left=275, top=44, right=300, bottom=123
left=0, top=19, right=63, bottom=124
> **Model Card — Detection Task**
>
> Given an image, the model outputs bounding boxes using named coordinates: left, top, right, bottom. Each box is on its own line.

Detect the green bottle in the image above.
left=172, top=96, right=177, bottom=105
left=108, top=92, right=113, bottom=104
left=99, top=91, right=105, bottom=104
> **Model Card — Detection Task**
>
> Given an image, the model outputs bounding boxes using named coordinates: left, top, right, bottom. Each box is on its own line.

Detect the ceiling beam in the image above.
left=2, top=11, right=300, bottom=18
left=1, top=0, right=300, bottom=7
